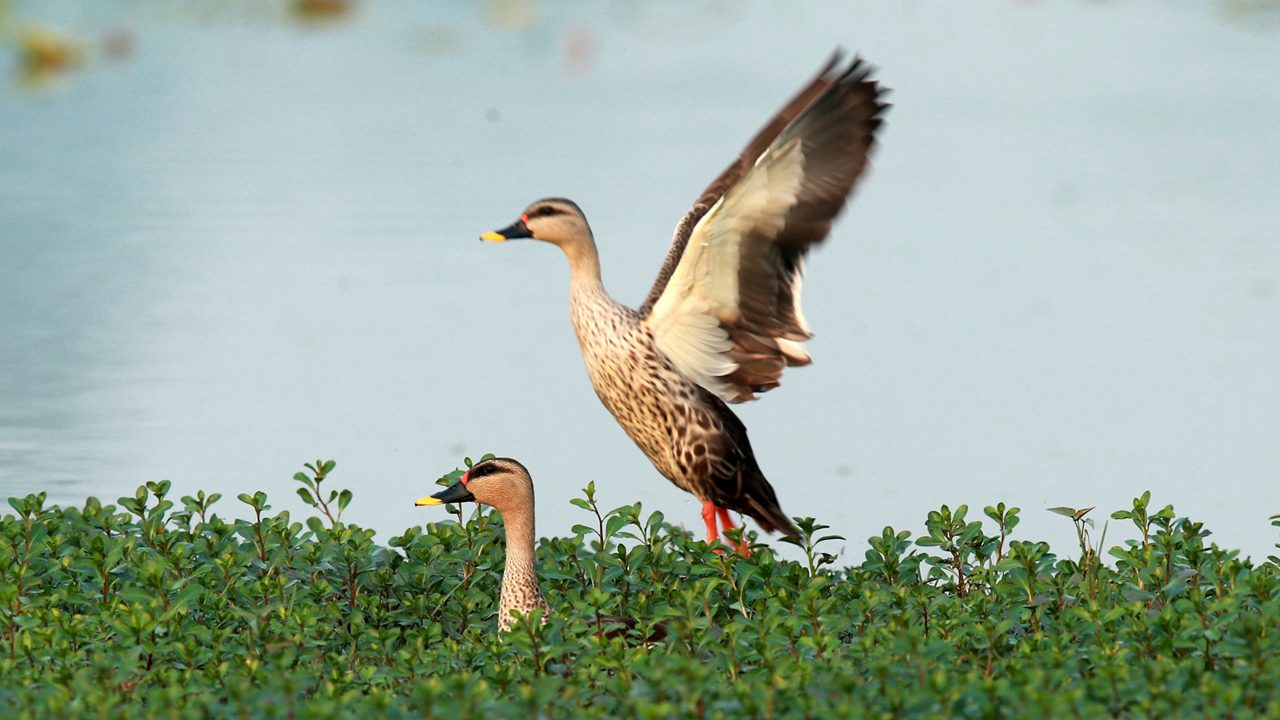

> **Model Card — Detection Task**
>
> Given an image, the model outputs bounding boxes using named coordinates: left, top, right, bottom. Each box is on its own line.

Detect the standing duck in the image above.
left=480, top=53, right=888, bottom=552
left=416, top=457, right=550, bottom=631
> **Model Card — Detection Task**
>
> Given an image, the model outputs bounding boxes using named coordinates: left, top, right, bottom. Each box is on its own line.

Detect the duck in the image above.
left=417, top=457, right=550, bottom=631
left=479, top=52, right=888, bottom=553
left=417, top=457, right=667, bottom=642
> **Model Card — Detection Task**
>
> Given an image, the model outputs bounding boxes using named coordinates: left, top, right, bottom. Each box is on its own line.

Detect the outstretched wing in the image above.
left=642, top=56, right=887, bottom=403
left=638, top=51, right=844, bottom=317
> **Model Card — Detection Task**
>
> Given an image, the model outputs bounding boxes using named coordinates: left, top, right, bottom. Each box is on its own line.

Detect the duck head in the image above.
left=480, top=198, right=592, bottom=250
left=415, top=457, right=534, bottom=515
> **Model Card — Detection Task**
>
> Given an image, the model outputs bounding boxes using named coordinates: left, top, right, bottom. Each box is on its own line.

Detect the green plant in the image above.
left=779, top=516, right=845, bottom=576
left=293, top=458, right=348, bottom=527
left=1047, top=504, right=1107, bottom=573
left=1, top=472, right=1277, bottom=718
left=1268, top=513, right=1279, bottom=566
left=914, top=504, right=994, bottom=596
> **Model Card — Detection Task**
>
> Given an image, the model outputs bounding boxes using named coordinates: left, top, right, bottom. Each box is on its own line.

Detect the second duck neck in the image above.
left=496, top=504, right=542, bottom=622
left=500, top=505, right=539, bottom=593
left=495, top=503, right=546, bottom=631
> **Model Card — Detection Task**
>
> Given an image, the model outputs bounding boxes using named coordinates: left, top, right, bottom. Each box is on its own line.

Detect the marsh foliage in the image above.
left=2, top=460, right=1279, bottom=718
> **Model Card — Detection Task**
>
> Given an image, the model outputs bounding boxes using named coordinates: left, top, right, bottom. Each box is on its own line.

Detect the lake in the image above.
left=2, top=0, right=1278, bottom=560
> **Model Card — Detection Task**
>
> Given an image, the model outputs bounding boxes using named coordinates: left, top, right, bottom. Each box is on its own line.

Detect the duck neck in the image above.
left=497, top=503, right=544, bottom=628
left=502, top=506, right=537, bottom=578
left=559, top=235, right=605, bottom=296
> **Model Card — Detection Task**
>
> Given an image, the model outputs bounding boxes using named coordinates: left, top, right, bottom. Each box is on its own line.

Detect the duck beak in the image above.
left=415, top=481, right=475, bottom=506
left=480, top=218, right=532, bottom=243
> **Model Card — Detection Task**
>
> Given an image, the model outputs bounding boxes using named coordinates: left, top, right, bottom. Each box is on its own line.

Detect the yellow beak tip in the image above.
left=414, top=496, right=444, bottom=507
left=479, top=231, right=507, bottom=243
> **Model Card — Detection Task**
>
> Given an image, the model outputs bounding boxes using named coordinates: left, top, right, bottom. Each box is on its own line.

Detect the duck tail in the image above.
left=740, top=467, right=801, bottom=539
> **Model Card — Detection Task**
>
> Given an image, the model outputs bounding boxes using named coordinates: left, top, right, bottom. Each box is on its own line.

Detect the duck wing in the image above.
left=641, top=56, right=887, bottom=403
left=638, top=51, right=844, bottom=317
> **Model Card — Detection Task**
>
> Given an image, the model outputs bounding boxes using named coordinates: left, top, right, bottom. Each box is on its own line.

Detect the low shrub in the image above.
left=1, top=460, right=1278, bottom=718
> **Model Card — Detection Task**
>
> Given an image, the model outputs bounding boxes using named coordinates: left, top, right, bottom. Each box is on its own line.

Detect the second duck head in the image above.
left=480, top=198, right=593, bottom=251
left=415, top=457, right=534, bottom=515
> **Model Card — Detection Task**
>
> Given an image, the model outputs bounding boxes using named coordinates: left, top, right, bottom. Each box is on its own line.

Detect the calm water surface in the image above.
left=2, top=1, right=1278, bottom=559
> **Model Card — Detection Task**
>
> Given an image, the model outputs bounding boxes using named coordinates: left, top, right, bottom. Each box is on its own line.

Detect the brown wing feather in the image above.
left=718, top=59, right=888, bottom=399
left=638, top=51, right=846, bottom=316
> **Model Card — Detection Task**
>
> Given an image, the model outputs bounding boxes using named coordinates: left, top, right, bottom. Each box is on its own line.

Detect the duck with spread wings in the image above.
left=480, top=53, right=888, bottom=553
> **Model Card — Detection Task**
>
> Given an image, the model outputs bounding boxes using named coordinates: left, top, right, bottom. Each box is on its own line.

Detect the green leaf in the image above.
left=604, top=514, right=626, bottom=539
left=306, top=516, right=327, bottom=537
left=1121, top=585, right=1155, bottom=603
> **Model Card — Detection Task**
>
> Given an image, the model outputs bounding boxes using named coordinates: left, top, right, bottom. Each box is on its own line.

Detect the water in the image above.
left=2, top=1, right=1278, bottom=561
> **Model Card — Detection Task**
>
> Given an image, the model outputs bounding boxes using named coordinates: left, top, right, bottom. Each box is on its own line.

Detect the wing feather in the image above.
left=638, top=51, right=847, bottom=316
left=643, top=56, right=887, bottom=403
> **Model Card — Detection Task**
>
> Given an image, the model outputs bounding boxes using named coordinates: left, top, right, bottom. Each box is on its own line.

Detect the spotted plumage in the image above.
left=497, top=554, right=548, bottom=633
left=480, top=53, right=888, bottom=548
left=568, top=283, right=789, bottom=531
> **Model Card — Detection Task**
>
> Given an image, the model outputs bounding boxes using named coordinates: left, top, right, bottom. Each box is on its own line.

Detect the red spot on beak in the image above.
left=460, top=470, right=470, bottom=485
left=520, top=213, right=529, bottom=223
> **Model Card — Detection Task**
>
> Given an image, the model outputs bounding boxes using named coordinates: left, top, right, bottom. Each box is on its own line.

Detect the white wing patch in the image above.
left=646, top=299, right=737, bottom=398
left=643, top=138, right=807, bottom=400
left=787, top=257, right=812, bottom=338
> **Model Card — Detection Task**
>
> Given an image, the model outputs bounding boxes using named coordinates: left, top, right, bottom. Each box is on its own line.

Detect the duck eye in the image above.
left=535, top=206, right=558, bottom=217
left=468, top=463, right=499, bottom=480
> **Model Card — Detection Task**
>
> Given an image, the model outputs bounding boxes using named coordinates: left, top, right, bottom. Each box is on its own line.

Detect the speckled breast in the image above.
left=569, top=297, right=712, bottom=495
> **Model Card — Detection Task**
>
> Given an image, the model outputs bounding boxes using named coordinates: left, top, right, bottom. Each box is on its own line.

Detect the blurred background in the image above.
left=1, top=0, right=1278, bottom=560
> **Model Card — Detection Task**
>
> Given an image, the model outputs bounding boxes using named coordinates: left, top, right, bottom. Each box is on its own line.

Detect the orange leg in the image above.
left=702, top=502, right=749, bottom=557
left=701, top=501, right=720, bottom=546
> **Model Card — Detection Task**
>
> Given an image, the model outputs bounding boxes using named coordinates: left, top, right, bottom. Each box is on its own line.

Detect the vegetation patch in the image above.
left=2, top=460, right=1278, bottom=718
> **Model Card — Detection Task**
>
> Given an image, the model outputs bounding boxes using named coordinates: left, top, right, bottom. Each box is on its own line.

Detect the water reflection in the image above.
left=290, top=0, right=354, bottom=24
left=1215, top=0, right=1280, bottom=30
left=16, top=24, right=84, bottom=85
